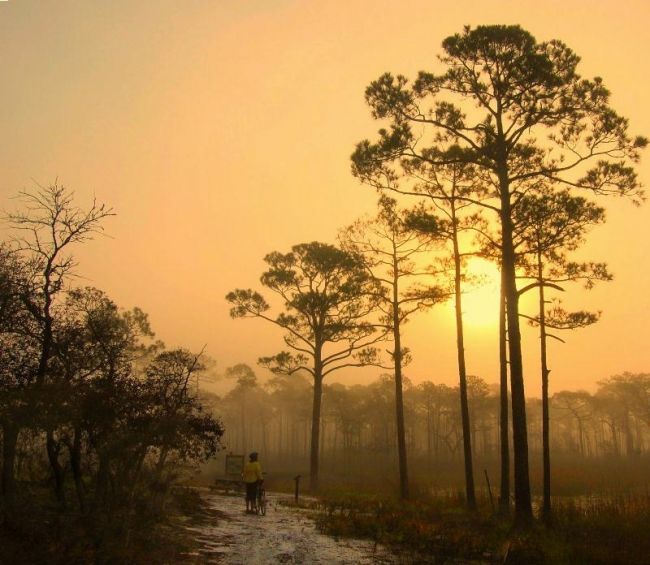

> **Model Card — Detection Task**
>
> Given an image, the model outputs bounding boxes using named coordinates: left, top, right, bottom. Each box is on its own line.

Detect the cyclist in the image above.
left=242, top=451, right=263, bottom=513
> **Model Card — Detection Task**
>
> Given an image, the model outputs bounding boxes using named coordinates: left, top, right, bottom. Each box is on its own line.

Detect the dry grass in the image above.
left=311, top=490, right=650, bottom=564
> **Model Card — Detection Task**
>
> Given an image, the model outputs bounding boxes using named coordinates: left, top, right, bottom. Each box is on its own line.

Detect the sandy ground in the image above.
left=183, top=490, right=399, bottom=564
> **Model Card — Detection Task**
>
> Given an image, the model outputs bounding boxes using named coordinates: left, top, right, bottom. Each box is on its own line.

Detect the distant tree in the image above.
left=363, top=374, right=400, bottom=453
left=351, top=25, right=646, bottom=521
left=466, top=375, right=490, bottom=456
left=414, top=382, right=456, bottom=461
left=225, top=363, right=259, bottom=452
left=226, top=242, right=386, bottom=489
left=266, top=373, right=312, bottom=459
left=597, top=373, right=650, bottom=455
left=340, top=196, right=445, bottom=499
left=323, top=382, right=367, bottom=466
left=553, top=390, right=594, bottom=456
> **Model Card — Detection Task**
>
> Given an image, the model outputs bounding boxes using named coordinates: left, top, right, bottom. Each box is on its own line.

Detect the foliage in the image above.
left=0, top=183, right=224, bottom=562
left=227, top=241, right=386, bottom=378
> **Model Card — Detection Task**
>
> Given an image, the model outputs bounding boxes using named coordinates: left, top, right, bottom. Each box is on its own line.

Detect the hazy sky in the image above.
left=1, top=0, right=648, bottom=394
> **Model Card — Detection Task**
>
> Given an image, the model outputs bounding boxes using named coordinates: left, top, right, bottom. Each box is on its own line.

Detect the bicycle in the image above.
left=256, top=480, right=267, bottom=516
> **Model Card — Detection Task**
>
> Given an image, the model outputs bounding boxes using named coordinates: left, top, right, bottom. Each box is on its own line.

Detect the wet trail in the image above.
left=184, top=490, right=398, bottom=564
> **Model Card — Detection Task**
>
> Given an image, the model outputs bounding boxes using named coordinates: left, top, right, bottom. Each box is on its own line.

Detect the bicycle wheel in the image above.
left=259, top=492, right=267, bottom=516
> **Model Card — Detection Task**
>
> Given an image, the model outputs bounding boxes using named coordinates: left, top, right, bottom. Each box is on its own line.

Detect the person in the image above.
left=242, top=451, right=263, bottom=513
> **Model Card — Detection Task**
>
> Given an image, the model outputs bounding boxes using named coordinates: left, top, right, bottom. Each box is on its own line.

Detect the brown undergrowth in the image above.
left=302, top=490, right=650, bottom=564
left=0, top=485, right=209, bottom=564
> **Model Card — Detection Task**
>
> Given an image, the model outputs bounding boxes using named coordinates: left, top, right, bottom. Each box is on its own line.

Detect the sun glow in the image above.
left=457, top=259, right=501, bottom=328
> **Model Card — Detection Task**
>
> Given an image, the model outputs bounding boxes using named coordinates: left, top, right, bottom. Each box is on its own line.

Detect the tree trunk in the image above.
left=538, top=254, right=552, bottom=521
left=498, top=271, right=510, bottom=514
left=155, top=445, right=170, bottom=484
left=320, top=419, right=326, bottom=467
left=127, top=448, right=148, bottom=505
left=94, top=451, right=110, bottom=510
left=426, top=402, right=432, bottom=462
left=577, top=419, right=585, bottom=456
left=309, top=359, right=323, bottom=491
left=392, top=250, right=409, bottom=500
left=69, top=426, right=86, bottom=513
left=1, top=422, right=19, bottom=503
left=498, top=162, right=532, bottom=523
left=46, top=429, right=67, bottom=510
left=240, top=393, right=247, bottom=454
left=261, top=416, right=268, bottom=455
left=452, top=215, right=476, bottom=510
left=623, top=411, right=634, bottom=456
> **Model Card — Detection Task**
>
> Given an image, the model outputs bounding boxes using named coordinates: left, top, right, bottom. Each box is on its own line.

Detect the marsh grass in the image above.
left=309, top=490, right=650, bottom=564
left=550, top=494, right=650, bottom=564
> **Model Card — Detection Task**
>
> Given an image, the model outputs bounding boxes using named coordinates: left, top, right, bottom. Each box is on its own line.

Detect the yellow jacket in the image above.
left=242, top=461, right=263, bottom=483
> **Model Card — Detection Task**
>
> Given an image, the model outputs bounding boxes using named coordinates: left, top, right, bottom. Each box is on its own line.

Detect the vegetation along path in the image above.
left=184, top=490, right=398, bottom=564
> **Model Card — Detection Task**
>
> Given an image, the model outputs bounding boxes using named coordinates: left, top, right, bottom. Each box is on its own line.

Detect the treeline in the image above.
left=215, top=369, right=650, bottom=483
left=0, top=185, right=223, bottom=541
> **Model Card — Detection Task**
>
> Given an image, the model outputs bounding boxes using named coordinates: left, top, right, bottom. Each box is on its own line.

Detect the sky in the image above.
left=1, top=0, right=649, bottom=394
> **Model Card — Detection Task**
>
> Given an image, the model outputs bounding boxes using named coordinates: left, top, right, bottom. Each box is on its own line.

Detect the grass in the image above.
left=551, top=494, right=650, bottom=564
left=307, top=490, right=650, bottom=564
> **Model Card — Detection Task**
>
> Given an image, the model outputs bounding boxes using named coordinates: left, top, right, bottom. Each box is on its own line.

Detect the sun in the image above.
left=456, top=258, right=501, bottom=328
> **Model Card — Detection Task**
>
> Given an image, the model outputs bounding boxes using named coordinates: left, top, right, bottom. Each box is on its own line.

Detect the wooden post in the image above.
left=294, top=475, right=301, bottom=503
left=484, top=469, right=495, bottom=513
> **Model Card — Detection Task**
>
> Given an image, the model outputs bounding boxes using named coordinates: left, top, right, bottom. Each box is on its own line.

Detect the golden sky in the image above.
left=1, top=0, right=649, bottom=393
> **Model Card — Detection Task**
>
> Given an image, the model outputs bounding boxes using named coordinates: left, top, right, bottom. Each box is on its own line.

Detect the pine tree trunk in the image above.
left=538, top=254, right=552, bottom=521
left=392, top=249, right=409, bottom=500
left=498, top=271, right=510, bottom=514
left=452, top=216, right=476, bottom=510
left=498, top=162, right=532, bottom=524
left=309, top=358, right=323, bottom=491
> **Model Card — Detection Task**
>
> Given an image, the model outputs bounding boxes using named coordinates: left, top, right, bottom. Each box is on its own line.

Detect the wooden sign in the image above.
left=225, top=454, right=244, bottom=476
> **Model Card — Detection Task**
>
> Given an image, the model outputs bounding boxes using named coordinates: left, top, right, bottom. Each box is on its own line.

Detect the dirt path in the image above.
left=184, top=491, right=398, bottom=564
